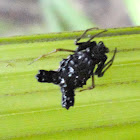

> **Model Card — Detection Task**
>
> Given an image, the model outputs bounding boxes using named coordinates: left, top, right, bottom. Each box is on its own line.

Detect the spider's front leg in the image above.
left=75, top=28, right=107, bottom=52
left=75, top=27, right=98, bottom=45
left=29, top=48, right=75, bottom=65
left=95, top=48, right=117, bottom=77
left=94, top=55, right=107, bottom=77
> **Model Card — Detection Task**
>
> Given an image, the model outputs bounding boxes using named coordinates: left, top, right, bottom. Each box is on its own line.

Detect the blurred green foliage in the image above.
left=124, top=0, right=140, bottom=25
left=0, top=0, right=140, bottom=36
left=40, top=0, right=94, bottom=32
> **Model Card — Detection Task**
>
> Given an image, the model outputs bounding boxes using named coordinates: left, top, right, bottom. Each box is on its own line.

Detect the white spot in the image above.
left=61, top=78, right=65, bottom=84
left=70, top=60, right=74, bottom=65
left=68, top=74, right=72, bottom=77
left=78, top=55, right=82, bottom=59
left=69, top=67, right=74, bottom=73
left=63, top=95, right=67, bottom=99
left=84, top=58, right=88, bottom=62
left=61, top=68, right=66, bottom=72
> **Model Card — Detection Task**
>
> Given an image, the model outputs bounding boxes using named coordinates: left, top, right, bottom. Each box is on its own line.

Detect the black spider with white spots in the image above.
left=35, top=28, right=117, bottom=110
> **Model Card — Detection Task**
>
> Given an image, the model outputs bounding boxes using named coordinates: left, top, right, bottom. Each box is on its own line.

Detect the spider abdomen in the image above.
left=59, top=50, right=95, bottom=89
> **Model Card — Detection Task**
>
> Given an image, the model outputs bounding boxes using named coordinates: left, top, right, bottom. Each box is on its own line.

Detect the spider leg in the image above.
left=95, top=48, right=117, bottom=77
left=88, top=74, right=95, bottom=89
left=87, top=29, right=107, bottom=42
left=75, top=27, right=98, bottom=44
left=75, top=29, right=107, bottom=52
left=79, top=74, right=95, bottom=92
left=29, top=48, right=75, bottom=65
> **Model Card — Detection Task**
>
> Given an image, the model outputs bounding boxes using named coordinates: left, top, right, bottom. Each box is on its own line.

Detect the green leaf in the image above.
left=0, top=27, right=140, bottom=139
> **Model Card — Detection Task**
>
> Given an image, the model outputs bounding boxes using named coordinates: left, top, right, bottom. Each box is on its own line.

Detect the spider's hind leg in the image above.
left=79, top=74, right=95, bottom=92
